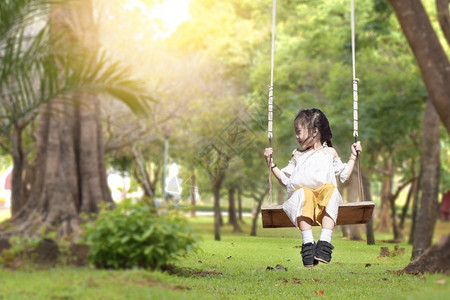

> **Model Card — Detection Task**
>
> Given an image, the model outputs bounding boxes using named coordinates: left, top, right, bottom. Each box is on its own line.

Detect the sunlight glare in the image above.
left=124, top=0, right=191, bottom=39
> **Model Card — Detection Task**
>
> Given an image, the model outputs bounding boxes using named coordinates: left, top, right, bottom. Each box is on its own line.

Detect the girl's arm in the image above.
left=270, top=166, right=286, bottom=187
left=263, top=147, right=288, bottom=187
left=345, top=141, right=362, bottom=176
left=331, top=142, right=362, bottom=183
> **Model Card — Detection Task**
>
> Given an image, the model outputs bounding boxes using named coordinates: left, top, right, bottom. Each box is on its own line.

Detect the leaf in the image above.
left=142, top=225, right=155, bottom=240
left=144, top=245, right=154, bottom=255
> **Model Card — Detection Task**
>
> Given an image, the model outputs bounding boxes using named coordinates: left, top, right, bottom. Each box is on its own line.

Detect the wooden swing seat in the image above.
left=261, top=201, right=375, bottom=228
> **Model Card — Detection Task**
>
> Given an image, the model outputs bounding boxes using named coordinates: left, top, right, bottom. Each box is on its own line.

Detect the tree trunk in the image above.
left=378, top=156, right=393, bottom=233
left=237, top=187, right=243, bottom=222
left=339, top=181, right=349, bottom=238
left=1, top=0, right=113, bottom=238
left=227, top=188, right=241, bottom=232
left=388, top=0, right=450, bottom=133
left=389, top=193, right=403, bottom=242
left=218, top=201, right=224, bottom=227
left=190, top=170, right=196, bottom=218
left=132, top=152, right=162, bottom=206
left=408, top=172, right=422, bottom=245
left=228, top=188, right=234, bottom=225
left=211, top=163, right=226, bottom=240
left=399, top=182, right=413, bottom=229
left=400, top=174, right=419, bottom=229
left=436, top=0, right=450, bottom=45
left=213, top=181, right=222, bottom=241
left=131, top=148, right=158, bottom=210
left=250, top=192, right=266, bottom=236
left=363, top=174, right=375, bottom=245
left=341, top=225, right=349, bottom=238
left=389, top=176, right=406, bottom=242
left=412, top=100, right=440, bottom=259
left=247, top=185, right=269, bottom=237
left=401, top=234, right=450, bottom=275
left=79, top=96, right=113, bottom=212
left=10, top=127, right=26, bottom=215
left=347, top=172, right=362, bottom=241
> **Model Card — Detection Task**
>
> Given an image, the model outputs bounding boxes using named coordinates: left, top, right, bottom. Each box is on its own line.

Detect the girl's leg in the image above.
left=315, top=212, right=335, bottom=264
left=319, top=213, right=334, bottom=243
left=298, top=216, right=314, bottom=244
left=298, top=216, right=317, bottom=267
left=321, top=213, right=335, bottom=230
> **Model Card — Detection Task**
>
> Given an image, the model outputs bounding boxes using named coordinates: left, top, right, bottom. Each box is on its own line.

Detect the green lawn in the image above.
left=0, top=215, right=449, bottom=299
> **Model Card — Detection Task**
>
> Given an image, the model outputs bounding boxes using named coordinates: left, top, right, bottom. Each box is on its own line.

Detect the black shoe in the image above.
left=314, top=240, right=334, bottom=264
left=301, top=242, right=318, bottom=268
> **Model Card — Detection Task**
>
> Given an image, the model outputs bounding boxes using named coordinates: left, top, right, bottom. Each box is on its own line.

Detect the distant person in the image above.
left=264, top=108, right=362, bottom=267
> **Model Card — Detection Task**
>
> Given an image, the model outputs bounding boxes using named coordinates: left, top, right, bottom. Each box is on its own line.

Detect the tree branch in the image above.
left=390, top=177, right=417, bottom=202
left=436, top=0, right=450, bottom=46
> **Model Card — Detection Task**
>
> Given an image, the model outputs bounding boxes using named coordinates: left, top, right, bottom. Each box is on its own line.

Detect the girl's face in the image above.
left=295, top=123, right=316, bottom=149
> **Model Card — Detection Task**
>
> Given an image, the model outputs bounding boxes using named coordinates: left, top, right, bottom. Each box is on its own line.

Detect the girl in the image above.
left=264, top=108, right=362, bottom=267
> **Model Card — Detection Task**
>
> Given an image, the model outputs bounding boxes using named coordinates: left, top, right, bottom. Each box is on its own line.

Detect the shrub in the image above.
left=83, top=200, right=200, bottom=269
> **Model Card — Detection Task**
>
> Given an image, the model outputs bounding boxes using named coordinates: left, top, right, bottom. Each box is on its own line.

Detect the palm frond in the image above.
left=53, top=48, right=155, bottom=115
left=0, top=0, right=155, bottom=133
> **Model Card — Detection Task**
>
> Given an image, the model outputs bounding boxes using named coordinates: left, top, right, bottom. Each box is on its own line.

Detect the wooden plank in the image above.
left=261, top=201, right=375, bottom=228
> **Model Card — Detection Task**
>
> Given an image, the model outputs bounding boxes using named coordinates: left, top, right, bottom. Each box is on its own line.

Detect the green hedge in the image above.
left=83, top=201, right=200, bottom=270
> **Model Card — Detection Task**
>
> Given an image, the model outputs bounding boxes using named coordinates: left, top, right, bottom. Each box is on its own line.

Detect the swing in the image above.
left=262, top=0, right=374, bottom=228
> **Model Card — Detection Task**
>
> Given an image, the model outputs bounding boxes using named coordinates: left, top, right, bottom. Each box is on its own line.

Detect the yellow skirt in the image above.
left=294, top=183, right=335, bottom=226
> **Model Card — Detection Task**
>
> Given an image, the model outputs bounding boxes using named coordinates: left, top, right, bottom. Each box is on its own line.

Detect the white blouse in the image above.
left=280, top=148, right=350, bottom=198
left=279, top=147, right=350, bottom=226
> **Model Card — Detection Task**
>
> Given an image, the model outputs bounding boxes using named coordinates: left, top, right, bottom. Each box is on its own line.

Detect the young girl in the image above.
left=264, top=108, right=362, bottom=267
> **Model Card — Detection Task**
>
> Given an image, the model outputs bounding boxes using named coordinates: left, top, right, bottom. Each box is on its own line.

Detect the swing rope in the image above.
left=267, top=0, right=365, bottom=205
left=267, top=0, right=276, bottom=205
left=351, top=0, right=365, bottom=202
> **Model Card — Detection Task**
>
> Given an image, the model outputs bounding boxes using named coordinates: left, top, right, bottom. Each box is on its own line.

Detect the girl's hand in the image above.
left=264, top=147, right=273, bottom=166
left=350, top=141, right=362, bottom=159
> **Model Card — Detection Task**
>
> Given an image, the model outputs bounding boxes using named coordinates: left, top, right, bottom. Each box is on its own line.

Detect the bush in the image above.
left=83, top=200, right=200, bottom=270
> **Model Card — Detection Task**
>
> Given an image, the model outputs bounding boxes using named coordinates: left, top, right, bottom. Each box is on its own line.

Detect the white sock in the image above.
left=301, top=229, right=314, bottom=244
left=319, top=228, right=333, bottom=243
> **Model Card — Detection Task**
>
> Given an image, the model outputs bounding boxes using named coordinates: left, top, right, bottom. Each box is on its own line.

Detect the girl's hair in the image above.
left=294, top=108, right=333, bottom=147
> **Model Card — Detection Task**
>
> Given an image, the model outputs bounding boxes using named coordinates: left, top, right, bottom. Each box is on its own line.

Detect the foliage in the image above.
left=107, top=154, right=133, bottom=176
left=0, top=0, right=154, bottom=146
left=0, top=0, right=54, bottom=132
left=82, top=200, right=200, bottom=270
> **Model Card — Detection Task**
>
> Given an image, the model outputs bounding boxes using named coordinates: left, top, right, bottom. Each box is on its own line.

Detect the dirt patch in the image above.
left=35, top=238, right=59, bottom=267
left=0, top=238, right=11, bottom=252
left=133, top=278, right=189, bottom=291
left=277, top=277, right=322, bottom=284
left=69, top=243, right=90, bottom=266
left=162, top=265, right=223, bottom=277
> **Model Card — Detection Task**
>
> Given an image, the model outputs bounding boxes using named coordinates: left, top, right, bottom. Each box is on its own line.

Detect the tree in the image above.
left=0, top=0, right=151, bottom=238
left=388, top=0, right=450, bottom=133
left=388, top=0, right=449, bottom=270
left=224, top=160, right=244, bottom=233
left=412, top=99, right=440, bottom=258
left=0, top=0, right=62, bottom=215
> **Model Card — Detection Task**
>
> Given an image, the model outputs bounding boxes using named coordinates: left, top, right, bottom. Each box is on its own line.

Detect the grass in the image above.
left=0, top=214, right=449, bottom=299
